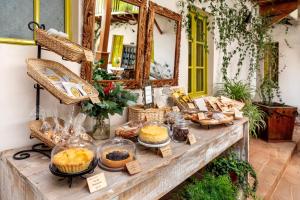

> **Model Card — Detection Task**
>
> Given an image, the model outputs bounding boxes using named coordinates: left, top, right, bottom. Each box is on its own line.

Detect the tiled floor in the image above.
left=250, top=139, right=296, bottom=199
left=271, top=152, right=300, bottom=200
left=249, top=126, right=300, bottom=200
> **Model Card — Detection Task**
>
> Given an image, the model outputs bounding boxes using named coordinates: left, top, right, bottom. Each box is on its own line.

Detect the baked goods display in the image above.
left=52, top=147, right=94, bottom=173
left=138, top=122, right=170, bottom=145
left=98, top=138, right=136, bottom=170
left=171, top=88, right=199, bottom=113
left=31, top=115, right=93, bottom=147
left=101, top=148, right=134, bottom=169
left=190, top=111, right=234, bottom=126
left=51, top=136, right=97, bottom=174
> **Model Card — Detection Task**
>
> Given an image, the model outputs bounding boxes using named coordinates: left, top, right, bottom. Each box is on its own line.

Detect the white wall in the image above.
left=272, top=23, right=300, bottom=109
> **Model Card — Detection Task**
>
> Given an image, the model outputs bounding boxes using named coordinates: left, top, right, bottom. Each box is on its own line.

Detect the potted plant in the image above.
left=206, top=152, right=257, bottom=199
left=255, top=77, right=297, bottom=142
left=81, top=63, right=138, bottom=140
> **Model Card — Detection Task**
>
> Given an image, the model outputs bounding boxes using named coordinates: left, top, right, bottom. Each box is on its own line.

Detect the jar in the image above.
left=164, top=111, right=183, bottom=131
left=98, top=138, right=136, bottom=170
left=50, top=136, right=97, bottom=174
left=172, top=119, right=190, bottom=142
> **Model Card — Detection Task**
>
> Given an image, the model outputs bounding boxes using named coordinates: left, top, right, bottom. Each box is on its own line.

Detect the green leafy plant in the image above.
left=207, top=152, right=258, bottom=199
left=81, top=65, right=138, bottom=120
left=242, top=103, right=266, bottom=137
left=217, top=80, right=265, bottom=137
left=217, top=80, right=252, bottom=102
left=178, top=174, right=237, bottom=200
left=259, top=77, right=282, bottom=106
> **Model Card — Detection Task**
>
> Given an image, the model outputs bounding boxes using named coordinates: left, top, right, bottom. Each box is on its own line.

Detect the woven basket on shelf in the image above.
left=35, top=28, right=91, bottom=63
left=26, top=58, right=99, bottom=105
left=128, top=105, right=169, bottom=123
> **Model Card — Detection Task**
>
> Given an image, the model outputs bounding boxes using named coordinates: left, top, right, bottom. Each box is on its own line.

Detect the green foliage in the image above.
left=180, top=174, right=237, bottom=200
left=93, top=60, right=117, bottom=81
left=242, top=103, right=266, bottom=137
left=207, top=152, right=258, bottom=199
left=81, top=64, right=138, bottom=119
left=259, top=77, right=282, bottom=106
left=217, top=80, right=252, bottom=102
left=217, top=80, right=265, bottom=137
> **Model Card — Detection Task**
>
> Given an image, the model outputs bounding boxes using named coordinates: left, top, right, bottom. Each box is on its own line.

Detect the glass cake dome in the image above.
left=98, top=137, right=136, bottom=170
left=50, top=135, right=97, bottom=174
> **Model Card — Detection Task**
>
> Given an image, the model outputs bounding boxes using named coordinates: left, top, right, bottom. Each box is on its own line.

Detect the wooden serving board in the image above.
left=191, top=116, right=234, bottom=126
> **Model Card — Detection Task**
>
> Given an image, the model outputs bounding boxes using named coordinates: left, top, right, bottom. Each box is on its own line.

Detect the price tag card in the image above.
left=187, top=133, right=197, bottom=145
left=197, top=113, right=205, bottom=120
left=159, top=145, right=172, bottom=157
left=87, top=173, right=107, bottom=193
left=172, top=106, right=180, bottom=112
left=125, top=160, right=142, bottom=175
left=187, top=103, right=196, bottom=109
left=90, top=96, right=100, bottom=104
left=84, top=49, right=94, bottom=62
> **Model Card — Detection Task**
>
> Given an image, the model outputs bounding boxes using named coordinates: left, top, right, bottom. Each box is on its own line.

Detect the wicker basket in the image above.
left=29, top=119, right=59, bottom=147
left=26, top=58, right=99, bottom=105
left=35, top=28, right=92, bottom=63
left=128, top=105, right=169, bottom=123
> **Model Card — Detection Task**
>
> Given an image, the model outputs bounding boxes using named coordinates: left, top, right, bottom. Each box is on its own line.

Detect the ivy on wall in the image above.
left=177, top=0, right=275, bottom=82
left=177, top=0, right=286, bottom=104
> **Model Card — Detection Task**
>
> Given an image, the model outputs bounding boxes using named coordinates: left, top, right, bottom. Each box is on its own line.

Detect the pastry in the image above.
left=101, top=148, right=133, bottom=168
left=115, top=121, right=143, bottom=139
left=139, top=125, right=169, bottom=144
left=52, top=147, right=94, bottom=173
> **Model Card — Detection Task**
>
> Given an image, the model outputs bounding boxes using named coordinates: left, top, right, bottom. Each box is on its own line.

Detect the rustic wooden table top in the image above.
left=0, top=118, right=248, bottom=200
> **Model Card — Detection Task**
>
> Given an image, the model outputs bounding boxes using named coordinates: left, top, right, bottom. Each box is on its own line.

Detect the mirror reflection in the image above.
left=150, top=14, right=177, bottom=80
left=94, top=0, right=139, bottom=80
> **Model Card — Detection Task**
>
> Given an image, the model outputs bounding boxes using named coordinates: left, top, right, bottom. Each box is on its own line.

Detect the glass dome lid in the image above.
left=98, top=137, right=136, bottom=170
left=50, top=135, right=97, bottom=174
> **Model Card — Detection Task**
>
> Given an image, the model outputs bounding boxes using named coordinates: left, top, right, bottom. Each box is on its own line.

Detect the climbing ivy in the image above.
left=177, top=0, right=285, bottom=103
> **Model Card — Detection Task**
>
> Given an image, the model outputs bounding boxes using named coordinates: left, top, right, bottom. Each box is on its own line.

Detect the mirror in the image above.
left=81, top=0, right=147, bottom=88
left=106, top=1, right=139, bottom=80
left=144, top=2, right=182, bottom=87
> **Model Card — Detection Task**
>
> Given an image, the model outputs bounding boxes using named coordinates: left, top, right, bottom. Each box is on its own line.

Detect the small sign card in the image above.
left=125, top=160, right=142, bottom=175
left=84, top=49, right=94, bottom=62
left=87, top=173, right=107, bottom=193
left=187, top=133, right=197, bottom=145
left=172, top=106, right=180, bottom=112
left=159, top=145, right=172, bottom=157
left=90, top=96, right=101, bottom=104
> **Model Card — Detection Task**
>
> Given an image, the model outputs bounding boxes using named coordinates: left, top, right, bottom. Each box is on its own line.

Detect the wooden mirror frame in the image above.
left=81, top=0, right=147, bottom=89
left=143, top=2, right=182, bottom=87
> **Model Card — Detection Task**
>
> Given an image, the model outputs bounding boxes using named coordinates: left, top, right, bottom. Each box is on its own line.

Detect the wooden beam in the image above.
left=260, top=1, right=297, bottom=16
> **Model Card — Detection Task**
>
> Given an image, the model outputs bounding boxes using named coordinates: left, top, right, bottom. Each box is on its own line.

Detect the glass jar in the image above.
left=165, top=112, right=183, bottom=131
left=98, top=137, right=136, bottom=169
left=172, top=119, right=190, bottom=142
left=50, top=136, right=97, bottom=174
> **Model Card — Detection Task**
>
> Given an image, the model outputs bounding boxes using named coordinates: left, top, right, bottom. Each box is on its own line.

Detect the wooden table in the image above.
left=0, top=119, right=248, bottom=200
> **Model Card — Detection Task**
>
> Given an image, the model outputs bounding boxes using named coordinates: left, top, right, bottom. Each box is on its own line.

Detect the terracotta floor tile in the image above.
left=249, top=133, right=297, bottom=199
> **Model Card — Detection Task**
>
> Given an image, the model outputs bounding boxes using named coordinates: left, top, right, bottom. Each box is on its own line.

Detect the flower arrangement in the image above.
left=81, top=64, right=138, bottom=120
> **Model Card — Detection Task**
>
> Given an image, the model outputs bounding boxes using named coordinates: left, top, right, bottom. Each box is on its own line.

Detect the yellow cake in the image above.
left=52, top=147, right=94, bottom=173
left=139, top=125, right=169, bottom=144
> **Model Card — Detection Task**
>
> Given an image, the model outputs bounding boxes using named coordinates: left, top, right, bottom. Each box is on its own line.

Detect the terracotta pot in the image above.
left=254, top=102, right=297, bottom=142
